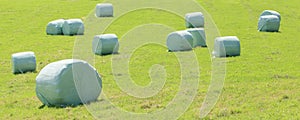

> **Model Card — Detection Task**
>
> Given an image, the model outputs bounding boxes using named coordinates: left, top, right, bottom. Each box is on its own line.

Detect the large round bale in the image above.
left=12, top=51, right=36, bottom=74
left=62, top=19, right=84, bottom=35
left=185, top=12, right=204, bottom=28
left=260, top=10, right=281, bottom=21
left=92, top=34, right=119, bottom=55
left=46, top=19, right=64, bottom=35
left=36, top=59, right=102, bottom=107
left=96, top=3, right=114, bottom=17
left=166, top=31, right=193, bottom=52
left=186, top=28, right=207, bottom=47
left=258, top=15, right=280, bottom=32
left=213, top=36, right=240, bottom=57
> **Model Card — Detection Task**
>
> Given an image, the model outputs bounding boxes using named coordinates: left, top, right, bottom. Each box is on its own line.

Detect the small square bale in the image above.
left=258, top=15, right=280, bottom=32
left=62, top=19, right=84, bottom=35
left=186, top=28, right=207, bottom=47
left=92, top=34, right=119, bottom=55
left=185, top=12, right=204, bottom=28
left=213, top=36, right=240, bottom=57
left=96, top=3, right=114, bottom=17
left=12, top=51, right=36, bottom=74
left=46, top=19, right=65, bottom=35
left=166, top=31, right=194, bottom=52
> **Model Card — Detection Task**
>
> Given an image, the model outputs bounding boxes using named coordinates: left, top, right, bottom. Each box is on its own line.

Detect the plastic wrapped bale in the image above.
left=260, top=10, right=281, bottom=21
left=186, top=28, right=207, bottom=47
left=12, top=52, right=36, bottom=74
left=166, top=31, right=193, bottom=52
left=92, top=34, right=119, bottom=55
left=96, top=3, right=113, bottom=17
left=46, top=19, right=65, bottom=35
left=213, top=36, right=240, bottom=57
left=258, top=15, right=280, bottom=32
left=62, top=19, right=84, bottom=35
left=36, top=59, right=102, bottom=107
left=185, top=12, right=204, bottom=28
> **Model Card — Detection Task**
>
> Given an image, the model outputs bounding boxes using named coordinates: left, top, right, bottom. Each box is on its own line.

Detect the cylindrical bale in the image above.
left=62, top=19, right=84, bottom=35
left=96, top=3, right=114, bottom=17
left=36, top=59, right=102, bottom=107
left=46, top=19, right=65, bottom=35
left=213, top=36, right=240, bottom=57
left=185, top=12, right=204, bottom=28
left=166, top=31, right=193, bottom=52
left=92, top=34, right=119, bottom=55
left=186, top=28, right=207, bottom=47
left=12, top=51, right=36, bottom=74
left=260, top=10, right=281, bottom=21
left=258, top=15, right=280, bottom=32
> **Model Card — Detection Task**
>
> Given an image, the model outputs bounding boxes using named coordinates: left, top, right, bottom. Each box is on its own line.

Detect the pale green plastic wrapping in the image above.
left=260, top=10, right=281, bottom=21
left=46, top=19, right=64, bottom=35
left=92, top=34, right=119, bottom=55
left=258, top=15, right=280, bottom=32
left=167, top=31, right=193, bottom=51
left=185, top=12, right=204, bottom=28
left=213, top=36, right=240, bottom=57
left=186, top=28, right=206, bottom=47
left=62, top=19, right=84, bottom=35
left=12, top=51, right=36, bottom=74
left=36, top=59, right=102, bottom=107
left=96, top=3, right=114, bottom=17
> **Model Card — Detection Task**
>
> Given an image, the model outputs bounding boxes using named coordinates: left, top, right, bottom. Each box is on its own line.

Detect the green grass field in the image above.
left=0, top=0, right=299, bottom=119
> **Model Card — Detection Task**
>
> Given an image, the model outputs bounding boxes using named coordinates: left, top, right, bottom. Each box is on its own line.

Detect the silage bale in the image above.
left=185, top=12, right=204, bottom=28
left=11, top=51, right=36, bottom=74
left=213, top=36, right=240, bottom=57
left=260, top=10, right=281, bottom=21
left=62, top=19, right=84, bottom=35
left=186, top=28, right=207, bottom=47
left=166, top=31, right=193, bottom=52
left=36, top=59, right=102, bottom=107
left=92, top=34, right=119, bottom=55
left=96, top=3, right=114, bottom=17
left=46, top=19, right=65, bottom=35
left=258, top=15, right=280, bottom=32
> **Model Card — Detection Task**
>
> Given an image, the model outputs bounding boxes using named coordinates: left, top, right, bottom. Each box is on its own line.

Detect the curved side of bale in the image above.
left=12, top=51, right=36, bottom=74
left=46, top=19, right=65, bottom=35
left=185, top=12, right=204, bottom=28
left=62, top=19, right=84, bottom=36
left=92, top=34, right=119, bottom=55
left=96, top=3, right=114, bottom=17
left=167, top=31, right=193, bottom=52
left=258, top=15, right=280, bottom=32
left=186, top=28, right=207, bottom=47
left=213, top=36, right=240, bottom=57
left=36, top=59, right=102, bottom=107
left=260, top=10, right=281, bottom=21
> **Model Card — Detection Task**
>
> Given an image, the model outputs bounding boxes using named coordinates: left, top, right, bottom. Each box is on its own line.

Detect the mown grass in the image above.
left=0, top=0, right=299, bottom=119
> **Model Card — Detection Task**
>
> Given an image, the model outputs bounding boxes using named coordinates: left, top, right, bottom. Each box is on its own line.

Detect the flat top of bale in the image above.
left=12, top=51, right=35, bottom=57
left=216, top=36, right=239, bottom=41
left=96, top=34, right=117, bottom=39
left=260, top=15, right=279, bottom=19
left=65, top=19, right=83, bottom=23
left=261, top=10, right=280, bottom=15
left=186, top=12, right=203, bottom=16
left=186, top=28, right=205, bottom=31
left=97, top=3, right=113, bottom=6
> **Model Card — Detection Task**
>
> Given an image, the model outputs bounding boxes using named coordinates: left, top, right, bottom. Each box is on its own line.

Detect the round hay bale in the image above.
left=213, top=36, right=240, bottom=57
left=92, top=34, right=119, bottom=55
left=46, top=19, right=65, bottom=35
left=36, top=59, right=102, bottom=107
left=186, top=28, right=207, bottom=47
left=166, top=31, right=193, bottom=52
left=260, top=10, right=281, bottom=21
left=62, top=19, right=84, bottom=35
left=258, top=15, right=280, bottom=32
left=96, top=3, right=114, bottom=17
left=185, top=12, right=204, bottom=28
left=12, top=51, right=36, bottom=74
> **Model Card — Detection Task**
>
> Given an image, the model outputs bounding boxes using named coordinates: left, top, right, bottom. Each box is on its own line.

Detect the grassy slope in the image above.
left=0, top=0, right=299, bottom=119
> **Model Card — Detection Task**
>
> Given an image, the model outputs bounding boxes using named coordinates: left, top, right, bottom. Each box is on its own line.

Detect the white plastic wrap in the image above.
left=258, top=15, right=280, bottom=32
left=96, top=3, right=114, bottom=17
left=213, top=36, right=240, bottom=57
left=12, top=51, right=36, bottom=74
left=46, top=19, right=65, bottom=35
left=185, top=12, right=204, bottom=28
left=166, top=31, right=193, bottom=51
left=62, top=19, right=84, bottom=35
left=92, top=34, right=119, bottom=55
left=186, top=28, right=206, bottom=47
